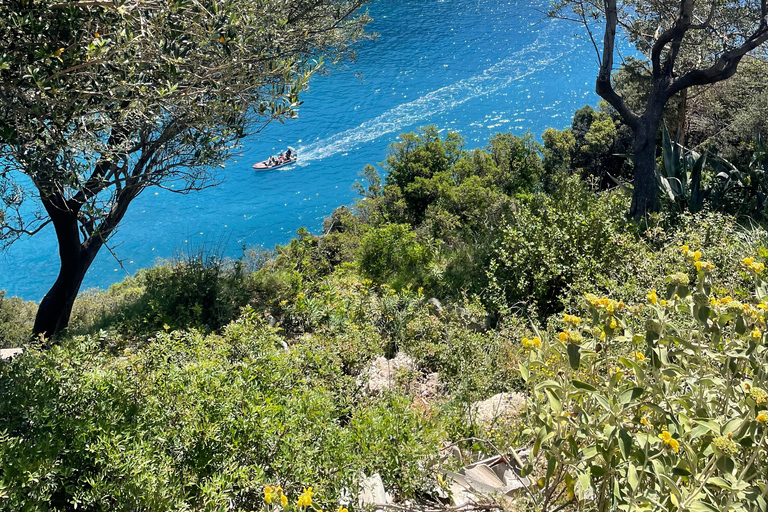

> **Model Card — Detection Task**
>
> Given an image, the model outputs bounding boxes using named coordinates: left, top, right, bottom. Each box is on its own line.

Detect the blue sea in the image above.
left=1, top=0, right=600, bottom=300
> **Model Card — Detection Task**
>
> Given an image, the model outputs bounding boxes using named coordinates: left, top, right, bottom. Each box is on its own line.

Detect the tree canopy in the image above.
left=550, top=0, right=768, bottom=217
left=0, top=0, right=369, bottom=337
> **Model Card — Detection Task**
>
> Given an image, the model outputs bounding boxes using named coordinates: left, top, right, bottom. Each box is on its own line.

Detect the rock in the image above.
left=427, top=297, right=443, bottom=314
left=470, top=392, right=526, bottom=426
left=442, top=453, right=531, bottom=508
left=361, top=352, right=416, bottom=393
left=0, top=348, right=22, bottom=360
left=359, top=473, right=391, bottom=510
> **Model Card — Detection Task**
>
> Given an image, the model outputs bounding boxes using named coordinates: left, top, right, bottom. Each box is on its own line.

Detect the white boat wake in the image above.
left=296, top=38, right=571, bottom=164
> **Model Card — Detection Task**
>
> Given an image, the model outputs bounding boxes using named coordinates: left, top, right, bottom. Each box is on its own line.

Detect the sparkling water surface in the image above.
left=1, top=0, right=599, bottom=300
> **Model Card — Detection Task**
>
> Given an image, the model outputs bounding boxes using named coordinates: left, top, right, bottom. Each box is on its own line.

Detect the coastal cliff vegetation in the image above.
left=3, top=85, right=768, bottom=511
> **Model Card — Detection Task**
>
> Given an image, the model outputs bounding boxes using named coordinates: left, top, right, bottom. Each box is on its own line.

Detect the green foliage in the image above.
left=487, top=175, right=636, bottom=317
left=0, top=313, right=443, bottom=510
left=358, top=223, right=433, bottom=290
left=542, top=127, right=576, bottom=177
left=0, top=291, right=35, bottom=348
left=570, top=105, right=630, bottom=186
left=515, top=249, right=768, bottom=512
left=486, top=132, right=545, bottom=195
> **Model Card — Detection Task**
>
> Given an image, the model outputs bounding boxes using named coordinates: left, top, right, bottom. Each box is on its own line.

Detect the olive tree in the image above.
left=550, top=0, right=768, bottom=218
left=0, top=0, right=369, bottom=338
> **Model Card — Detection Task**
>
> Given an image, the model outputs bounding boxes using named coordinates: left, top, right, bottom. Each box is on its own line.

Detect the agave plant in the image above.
left=655, top=125, right=745, bottom=213
left=654, top=125, right=708, bottom=212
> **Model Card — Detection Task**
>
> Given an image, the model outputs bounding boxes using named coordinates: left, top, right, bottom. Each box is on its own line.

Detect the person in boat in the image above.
left=285, top=148, right=293, bottom=160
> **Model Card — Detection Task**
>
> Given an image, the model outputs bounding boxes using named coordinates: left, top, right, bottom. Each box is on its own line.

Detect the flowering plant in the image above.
left=516, top=250, right=768, bottom=511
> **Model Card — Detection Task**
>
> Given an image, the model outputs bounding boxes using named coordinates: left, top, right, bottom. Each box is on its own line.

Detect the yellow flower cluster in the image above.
left=521, top=336, right=542, bottom=349
left=694, top=260, right=715, bottom=272
left=658, top=430, right=680, bottom=452
left=563, top=313, right=581, bottom=325
left=750, top=387, right=768, bottom=406
left=757, top=411, right=768, bottom=423
left=681, top=245, right=701, bottom=261
left=647, top=289, right=658, bottom=304
left=752, top=328, right=763, bottom=339
left=632, top=351, right=646, bottom=361
left=297, top=488, right=314, bottom=507
left=264, top=486, right=287, bottom=507
left=585, top=294, right=624, bottom=314
left=743, top=257, right=765, bottom=274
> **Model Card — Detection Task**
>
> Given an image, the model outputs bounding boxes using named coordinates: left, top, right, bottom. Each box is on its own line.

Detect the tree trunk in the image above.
left=32, top=200, right=101, bottom=339
left=630, top=109, right=664, bottom=219
left=32, top=252, right=97, bottom=339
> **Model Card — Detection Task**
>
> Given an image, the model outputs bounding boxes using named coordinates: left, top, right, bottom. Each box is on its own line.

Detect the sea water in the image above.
left=1, top=0, right=600, bottom=300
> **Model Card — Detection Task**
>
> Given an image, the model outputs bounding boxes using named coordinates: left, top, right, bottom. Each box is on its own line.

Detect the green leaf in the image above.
left=686, top=500, right=720, bottom=512
left=618, top=387, right=644, bottom=405
left=578, top=471, right=591, bottom=496
left=659, top=473, right=682, bottom=500
left=518, top=362, right=529, bottom=383
left=693, top=418, right=720, bottom=435
left=618, top=428, right=632, bottom=460
left=567, top=343, right=581, bottom=370
left=571, top=379, right=597, bottom=392
left=706, top=477, right=732, bottom=490
left=627, top=463, right=639, bottom=492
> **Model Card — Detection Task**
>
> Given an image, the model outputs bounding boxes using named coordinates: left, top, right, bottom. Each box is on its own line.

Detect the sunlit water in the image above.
left=1, top=0, right=600, bottom=300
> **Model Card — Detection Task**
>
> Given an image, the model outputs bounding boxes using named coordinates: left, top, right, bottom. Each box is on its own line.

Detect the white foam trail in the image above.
left=297, top=39, right=570, bottom=163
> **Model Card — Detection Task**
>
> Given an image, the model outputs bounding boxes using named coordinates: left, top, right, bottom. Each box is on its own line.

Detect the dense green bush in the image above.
left=487, top=175, right=637, bottom=317
left=0, top=312, right=445, bottom=511
left=357, top=223, right=433, bottom=289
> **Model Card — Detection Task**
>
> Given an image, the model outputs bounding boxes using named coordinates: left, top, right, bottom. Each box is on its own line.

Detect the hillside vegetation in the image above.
left=2, top=103, right=768, bottom=511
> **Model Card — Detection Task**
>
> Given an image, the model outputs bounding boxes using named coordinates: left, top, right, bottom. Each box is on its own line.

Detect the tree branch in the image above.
left=669, top=28, right=768, bottom=96
left=596, top=0, right=639, bottom=129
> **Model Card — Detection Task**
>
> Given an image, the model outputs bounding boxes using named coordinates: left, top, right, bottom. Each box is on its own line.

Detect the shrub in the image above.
left=487, top=176, right=636, bottom=317
left=0, top=312, right=443, bottom=510
left=357, top=223, right=433, bottom=290
left=514, top=249, right=768, bottom=512
left=0, top=291, right=35, bottom=347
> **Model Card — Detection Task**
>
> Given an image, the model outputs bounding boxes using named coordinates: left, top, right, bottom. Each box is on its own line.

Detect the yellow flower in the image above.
left=681, top=245, right=689, bottom=255
left=264, top=486, right=276, bottom=504
left=757, top=412, right=768, bottom=423
left=610, top=318, right=617, bottom=329
left=297, top=488, right=314, bottom=507
left=632, top=351, right=646, bottom=361
left=659, top=431, right=680, bottom=452
left=219, top=36, right=226, bottom=42
left=668, top=438, right=680, bottom=452
left=693, top=250, right=702, bottom=262
left=54, top=47, right=64, bottom=57
left=281, top=495, right=288, bottom=507
left=752, top=328, right=762, bottom=339
left=94, top=31, right=100, bottom=38
left=558, top=331, right=569, bottom=342
left=640, top=416, right=650, bottom=426
left=521, top=336, right=542, bottom=349
left=337, top=507, right=348, bottom=512
left=647, top=289, right=658, bottom=304
left=744, top=257, right=755, bottom=266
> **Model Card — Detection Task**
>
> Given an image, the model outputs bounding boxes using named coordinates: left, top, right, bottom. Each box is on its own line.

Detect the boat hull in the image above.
left=253, top=157, right=297, bottom=170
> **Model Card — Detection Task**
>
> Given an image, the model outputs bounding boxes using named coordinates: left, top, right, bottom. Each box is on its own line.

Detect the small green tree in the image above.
left=0, top=0, right=369, bottom=338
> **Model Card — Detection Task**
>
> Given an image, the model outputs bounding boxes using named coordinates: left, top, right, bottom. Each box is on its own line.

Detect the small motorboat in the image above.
left=253, top=147, right=297, bottom=170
